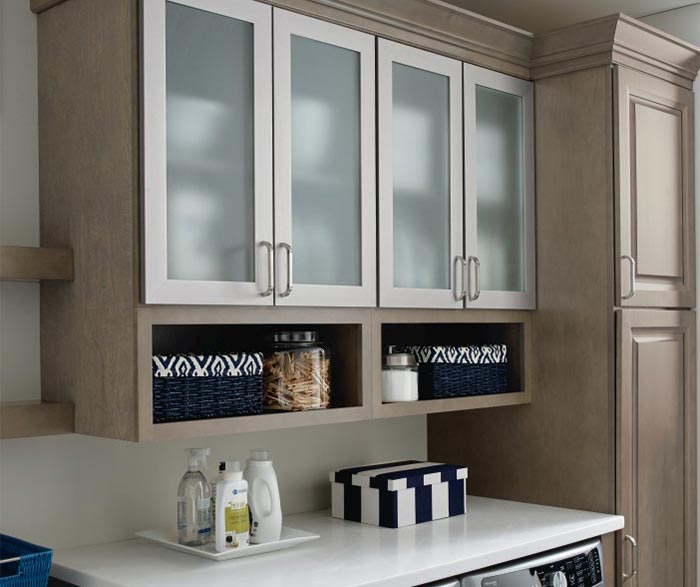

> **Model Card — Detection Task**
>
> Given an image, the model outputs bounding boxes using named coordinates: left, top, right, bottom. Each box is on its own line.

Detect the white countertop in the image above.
left=51, top=497, right=623, bottom=587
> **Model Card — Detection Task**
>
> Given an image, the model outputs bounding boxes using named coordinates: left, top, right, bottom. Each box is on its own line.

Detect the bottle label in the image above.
left=225, top=503, right=250, bottom=534
left=222, top=495, right=250, bottom=549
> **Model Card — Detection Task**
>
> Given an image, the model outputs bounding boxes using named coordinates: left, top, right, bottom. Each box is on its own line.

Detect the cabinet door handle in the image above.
left=621, top=255, right=636, bottom=300
left=468, top=256, right=481, bottom=301
left=279, top=242, right=293, bottom=297
left=622, top=534, right=638, bottom=579
left=260, top=241, right=274, bottom=297
left=453, top=255, right=467, bottom=302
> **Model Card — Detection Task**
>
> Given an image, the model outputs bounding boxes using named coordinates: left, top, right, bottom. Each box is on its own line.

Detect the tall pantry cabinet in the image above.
left=429, top=16, right=699, bottom=587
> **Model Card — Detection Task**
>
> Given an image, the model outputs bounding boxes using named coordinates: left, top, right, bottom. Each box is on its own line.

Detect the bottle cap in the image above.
left=223, top=460, right=243, bottom=480
left=249, top=449, right=271, bottom=462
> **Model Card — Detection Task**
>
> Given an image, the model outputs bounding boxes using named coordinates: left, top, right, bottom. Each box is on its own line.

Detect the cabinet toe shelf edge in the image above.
left=0, top=401, right=75, bottom=439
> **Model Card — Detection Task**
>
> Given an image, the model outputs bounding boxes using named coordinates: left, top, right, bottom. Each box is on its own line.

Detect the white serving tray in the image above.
left=135, top=526, right=319, bottom=561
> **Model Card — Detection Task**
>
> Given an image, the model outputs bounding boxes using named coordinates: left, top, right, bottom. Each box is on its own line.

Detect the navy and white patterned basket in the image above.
left=152, top=353, right=263, bottom=423
left=330, top=460, right=468, bottom=528
left=392, top=345, right=509, bottom=399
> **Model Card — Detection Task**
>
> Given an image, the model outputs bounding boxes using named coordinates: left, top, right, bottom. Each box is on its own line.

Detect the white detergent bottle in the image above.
left=244, top=449, right=282, bottom=543
left=215, top=461, right=250, bottom=552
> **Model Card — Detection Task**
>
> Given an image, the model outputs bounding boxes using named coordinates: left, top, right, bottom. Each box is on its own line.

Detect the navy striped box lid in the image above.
left=330, top=460, right=468, bottom=492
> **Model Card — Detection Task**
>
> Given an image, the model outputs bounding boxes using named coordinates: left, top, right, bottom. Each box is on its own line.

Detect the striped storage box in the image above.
left=330, top=460, right=468, bottom=528
left=152, top=353, right=263, bottom=423
left=392, top=345, right=509, bottom=399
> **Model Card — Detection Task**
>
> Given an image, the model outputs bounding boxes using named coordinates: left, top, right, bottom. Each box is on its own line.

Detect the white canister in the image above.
left=382, top=353, right=419, bottom=402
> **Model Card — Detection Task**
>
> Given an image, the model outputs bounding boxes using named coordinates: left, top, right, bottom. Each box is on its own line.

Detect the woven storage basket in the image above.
left=392, top=345, right=509, bottom=400
left=152, top=353, right=263, bottom=423
left=0, top=535, right=52, bottom=587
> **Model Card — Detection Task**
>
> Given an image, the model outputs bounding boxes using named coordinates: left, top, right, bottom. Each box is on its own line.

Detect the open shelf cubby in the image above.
left=372, top=310, right=531, bottom=418
left=136, top=307, right=372, bottom=441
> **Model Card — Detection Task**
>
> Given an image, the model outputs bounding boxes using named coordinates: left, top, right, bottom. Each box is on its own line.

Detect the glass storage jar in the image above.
left=263, top=331, right=331, bottom=411
left=382, top=352, right=418, bottom=402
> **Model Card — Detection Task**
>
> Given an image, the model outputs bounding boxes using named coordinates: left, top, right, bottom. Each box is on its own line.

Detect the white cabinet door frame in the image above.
left=142, top=0, right=273, bottom=305
left=378, top=39, right=464, bottom=309
left=464, top=64, right=536, bottom=310
left=273, top=8, right=376, bottom=307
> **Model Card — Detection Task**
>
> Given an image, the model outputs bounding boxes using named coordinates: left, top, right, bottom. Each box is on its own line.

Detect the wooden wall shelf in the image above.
left=0, top=245, right=73, bottom=282
left=0, top=401, right=74, bottom=439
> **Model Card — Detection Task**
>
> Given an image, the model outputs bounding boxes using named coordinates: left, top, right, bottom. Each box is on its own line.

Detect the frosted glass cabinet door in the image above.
left=464, top=64, right=535, bottom=309
left=378, top=40, right=464, bottom=308
left=273, top=9, right=376, bottom=307
left=142, top=0, right=273, bottom=304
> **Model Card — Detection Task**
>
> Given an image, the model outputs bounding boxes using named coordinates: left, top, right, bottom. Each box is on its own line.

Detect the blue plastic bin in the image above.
left=0, top=535, right=52, bottom=587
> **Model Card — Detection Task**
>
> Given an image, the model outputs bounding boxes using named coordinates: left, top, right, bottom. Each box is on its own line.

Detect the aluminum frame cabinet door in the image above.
left=273, top=8, right=376, bottom=307
left=464, top=64, right=535, bottom=310
left=378, top=39, right=464, bottom=309
left=615, top=66, right=695, bottom=308
left=142, top=0, right=273, bottom=305
left=616, top=309, right=696, bottom=587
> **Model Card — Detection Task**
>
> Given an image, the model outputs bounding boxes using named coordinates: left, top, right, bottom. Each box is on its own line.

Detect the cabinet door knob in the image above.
left=454, top=255, right=467, bottom=302
left=279, top=242, right=293, bottom=298
left=468, top=256, right=481, bottom=301
left=260, top=241, right=274, bottom=297
left=621, top=255, right=636, bottom=300
left=622, top=534, right=638, bottom=579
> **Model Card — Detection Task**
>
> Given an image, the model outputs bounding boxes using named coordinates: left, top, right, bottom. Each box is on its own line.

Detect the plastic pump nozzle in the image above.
left=186, top=448, right=211, bottom=472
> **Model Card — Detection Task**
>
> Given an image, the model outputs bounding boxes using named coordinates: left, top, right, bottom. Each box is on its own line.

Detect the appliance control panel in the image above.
left=534, top=544, right=602, bottom=586
left=461, top=539, right=604, bottom=587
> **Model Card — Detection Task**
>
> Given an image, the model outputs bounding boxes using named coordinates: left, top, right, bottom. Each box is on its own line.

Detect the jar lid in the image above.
left=383, top=353, right=417, bottom=368
left=273, top=331, right=318, bottom=343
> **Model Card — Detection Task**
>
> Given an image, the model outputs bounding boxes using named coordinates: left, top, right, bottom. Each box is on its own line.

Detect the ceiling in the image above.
left=440, top=0, right=698, bottom=33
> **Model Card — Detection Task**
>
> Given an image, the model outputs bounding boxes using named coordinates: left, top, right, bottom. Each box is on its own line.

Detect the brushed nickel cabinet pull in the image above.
left=279, top=242, right=293, bottom=297
left=260, top=241, right=274, bottom=297
left=454, top=255, right=467, bottom=302
left=468, top=256, right=481, bottom=301
left=621, top=255, right=636, bottom=300
left=622, top=534, right=638, bottom=579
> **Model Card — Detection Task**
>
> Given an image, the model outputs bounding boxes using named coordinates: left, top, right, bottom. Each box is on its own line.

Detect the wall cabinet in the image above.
left=464, top=65, right=535, bottom=309
left=379, top=43, right=536, bottom=310
left=617, top=310, right=696, bottom=587
left=143, top=0, right=274, bottom=305
left=273, top=9, right=376, bottom=307
left=378, top=39, right=464, bottom=309
left=615, top=67, right=695, bottom=308
left=144, top=0, right=376, bottom=307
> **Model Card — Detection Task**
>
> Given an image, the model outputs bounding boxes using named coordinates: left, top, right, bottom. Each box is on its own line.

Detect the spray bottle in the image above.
left=177, top=448, right=212, bottom=547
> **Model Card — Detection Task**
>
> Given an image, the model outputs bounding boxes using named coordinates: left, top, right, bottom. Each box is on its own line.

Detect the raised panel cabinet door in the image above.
left=273, top=9, right=376, bottom=307
left=617, top=310, right=696, bottom=587
left=142, top=0, right=273, bottom=304
left=464, top=64, right=535, bottom=310
left=615, top=66, right=695, bottom=308
left=378, top=39, right=464, bottom=309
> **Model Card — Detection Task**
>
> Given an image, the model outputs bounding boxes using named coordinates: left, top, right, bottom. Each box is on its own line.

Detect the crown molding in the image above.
left=532, top=13, right=700, bottom=88
left=30, top=1, right=700, bottom=86
left=263, top=0, right=533, bottom=77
